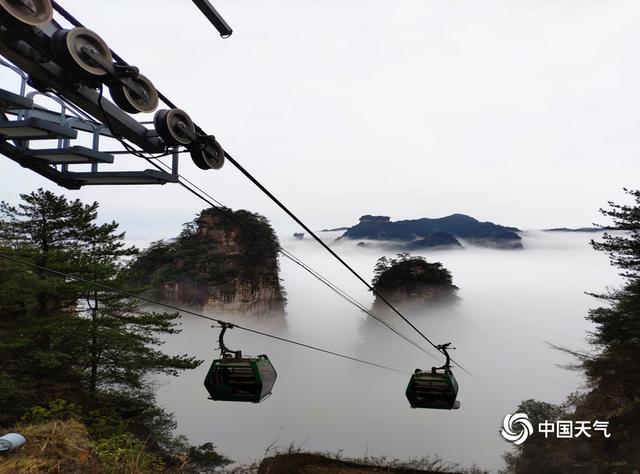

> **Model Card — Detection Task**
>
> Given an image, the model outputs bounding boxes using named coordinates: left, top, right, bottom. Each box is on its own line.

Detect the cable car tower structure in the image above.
left=0, top=0, right=230, bottom=189
left=0, top=0, right=468, bottom=409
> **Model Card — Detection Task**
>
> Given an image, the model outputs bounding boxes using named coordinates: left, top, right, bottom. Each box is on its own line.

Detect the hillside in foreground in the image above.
left=0, top=423, right=486, bottom=473
left=256, top=453, right=468, bottom=473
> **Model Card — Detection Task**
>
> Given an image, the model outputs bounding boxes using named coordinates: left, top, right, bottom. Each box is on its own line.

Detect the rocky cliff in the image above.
left=129, top=208, right=286, bottom=317
left=371, top=254, right=458, bottom=310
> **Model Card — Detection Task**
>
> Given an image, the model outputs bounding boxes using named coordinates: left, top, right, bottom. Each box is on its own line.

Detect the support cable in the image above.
left=42, top=56, right=438, bottom=362
left=222, top=152, right=471, bottom=375
left=48, top=0, right=470, bottom=375
left=0, top=252, right=408, bottom=375
left=147, top=158, right=440, bottom=362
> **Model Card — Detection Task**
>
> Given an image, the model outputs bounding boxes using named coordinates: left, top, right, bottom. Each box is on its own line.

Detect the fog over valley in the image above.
left=1, top=1, right=639, bottom=470
left=153, top=230, right=620, bottom=470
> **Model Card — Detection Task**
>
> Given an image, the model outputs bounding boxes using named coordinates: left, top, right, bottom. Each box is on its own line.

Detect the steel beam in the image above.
left=0, top=19, right=165, bottom=153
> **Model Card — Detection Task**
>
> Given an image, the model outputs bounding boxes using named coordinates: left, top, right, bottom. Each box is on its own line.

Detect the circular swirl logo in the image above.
left=501, top=413, right=533, bottom=445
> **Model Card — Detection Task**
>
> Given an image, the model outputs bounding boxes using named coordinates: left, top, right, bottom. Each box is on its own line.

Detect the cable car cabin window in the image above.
left=256, top=357, right=277, bottom=399
left=204, top=355, right=277, bottom=403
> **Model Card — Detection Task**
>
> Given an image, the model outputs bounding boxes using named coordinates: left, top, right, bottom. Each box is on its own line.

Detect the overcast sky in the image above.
left=1, top=0, right=639, bottom=241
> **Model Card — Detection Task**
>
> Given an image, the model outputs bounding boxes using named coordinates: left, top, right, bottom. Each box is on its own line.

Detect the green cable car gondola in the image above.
left=406, top=343, right=460, bottom=410
left=204, top=323, right=277, bottom=403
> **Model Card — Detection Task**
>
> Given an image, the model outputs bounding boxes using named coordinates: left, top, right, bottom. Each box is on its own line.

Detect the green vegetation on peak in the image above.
left=342, top=214, right=522, bottom=249
left=371, top=254, right=458, bottom=308
left=127, top=207, right=286, bottom=315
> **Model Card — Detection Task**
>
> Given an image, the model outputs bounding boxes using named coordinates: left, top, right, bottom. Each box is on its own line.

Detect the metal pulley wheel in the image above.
left=0, top=0, right=53, bottom=27
left=52, top=27, right=113, bottom=77
left=154, top=108, right=195, bottom=145
left=109, top=74, right=159, bottom=114
left=191, top=136, right=225, bottom=170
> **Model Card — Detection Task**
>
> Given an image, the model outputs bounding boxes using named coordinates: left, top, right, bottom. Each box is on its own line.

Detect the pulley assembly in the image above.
left=51, top=27, right=159, bottom=114
left=154, top=108, right=196, bottom=146
left=155, top=108, right=225, bottom=170
left=51, top=27, right=112, bottom=78
left=0, top=0, right=227, bottom=192
left=190, top=135, right=225, bottom=170
left=0, top=0, right=53, bottom=27
left=109, top=74, right=158, bottom=114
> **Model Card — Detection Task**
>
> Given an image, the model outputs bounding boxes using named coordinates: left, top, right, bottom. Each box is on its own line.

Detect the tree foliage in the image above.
left=504, top=189, right=640, bottom=472
left=0, top=189, right=229, bottom=471
left=584, top=189, right=640, bottom=395
left=127, top=207, right=285, bottom=308
left=591, top=188, right=640, bottom=278
left=372, top=253, right=457, bottom=291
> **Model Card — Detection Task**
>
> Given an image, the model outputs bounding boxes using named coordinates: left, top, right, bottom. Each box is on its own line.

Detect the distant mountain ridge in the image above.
left=543, top=226, right=614, bottom=233
left=339, top=213, right=522, bottom=249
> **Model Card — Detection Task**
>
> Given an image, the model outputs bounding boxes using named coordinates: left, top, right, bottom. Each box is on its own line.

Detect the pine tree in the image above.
left=0, top=189, right=90, bottom=317
left=0, top=190, right=93, bottom=409
left=585, top=188, right=640, bottom=398
left=0, top=189, right=199, bottom=427
left=504, top=189, right=640, bottom=472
